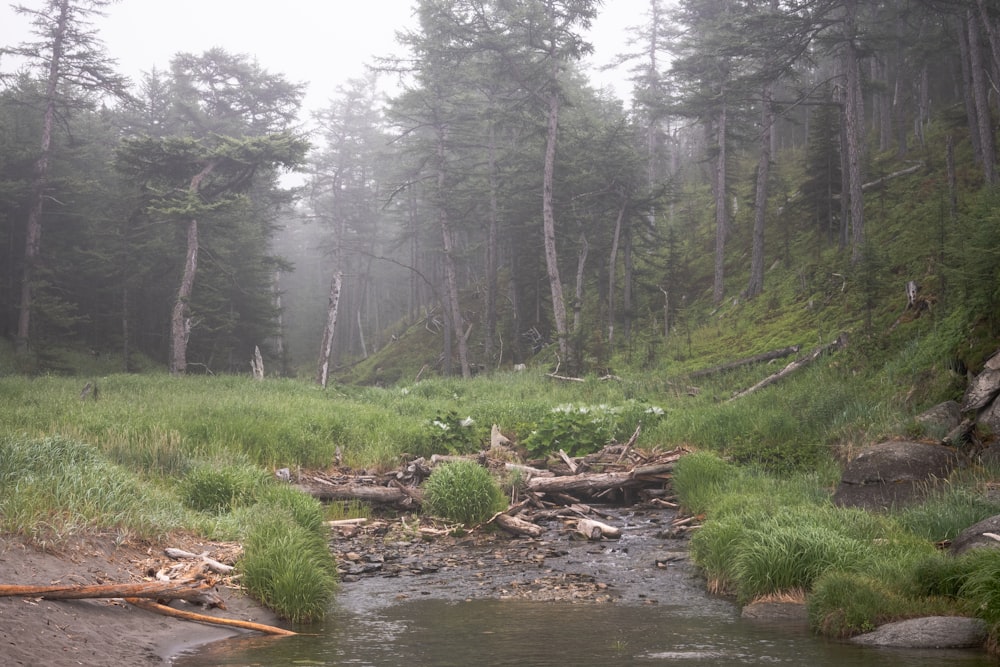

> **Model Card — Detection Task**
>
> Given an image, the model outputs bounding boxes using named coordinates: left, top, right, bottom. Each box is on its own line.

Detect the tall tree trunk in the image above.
left=747, top=77, right=774, bottom=300
left=572, top=233, right=588, bottom=336
left=15, top=0, right=69, bottom=355
left=957, top=15, right=985, bottom=166
left=169, top=160, right=217, bottom=375
left=607, top=196, right=626, bottom=346
left=315, top=270, right=343, bottom=388
left=542, top=84, right=570, bottom=363
left=843, top=0, right=866, bottom=262
left=968, top=8, right=998, bottom=185
left=437, top=131, right=470, bottom=378
left=170, top=219, right=199, bottom=375
left=712, top=97, right=728, bottom=304
left=485, top=122, right=499, bottom=366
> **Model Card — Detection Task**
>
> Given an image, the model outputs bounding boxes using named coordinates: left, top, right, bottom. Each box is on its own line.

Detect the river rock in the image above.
left=850, top=616, right=987, bottom=649
left=949, top=514, right=1000, bottom=556
left=832, top=440, right=961, bottom=510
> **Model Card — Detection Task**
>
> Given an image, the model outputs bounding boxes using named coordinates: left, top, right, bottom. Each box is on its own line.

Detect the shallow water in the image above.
left=173, top=507, right=995, bottom=666
left=174, top=596, right=994, bottom=666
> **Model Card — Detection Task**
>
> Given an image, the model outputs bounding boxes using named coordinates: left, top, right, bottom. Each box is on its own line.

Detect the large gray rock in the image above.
left=950, top=514, right=1000, bottom=556
left=850, top=616, right=987, bottom=649
left=833, top=440, right=961, bottom=510
left=915, top=400, right=962, bottom=436
left=962, top=349, right=1000, bottom=413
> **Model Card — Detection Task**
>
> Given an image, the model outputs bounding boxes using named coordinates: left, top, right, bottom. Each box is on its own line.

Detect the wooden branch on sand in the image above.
left=125, top=598, right=296, bottom=636
left=0, top=579, right=221, bottom=605
left=728, top=333, right=848, bottom=402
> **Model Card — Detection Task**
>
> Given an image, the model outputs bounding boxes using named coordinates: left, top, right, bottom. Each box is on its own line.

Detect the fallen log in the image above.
left=728, top=333, right=848, bottom=401
left=574, top=518, right=621, bottom=540
left=298, top=483, right=423, bottom=506
left=525, top=449, right=685, bottom=496
left=164, top=548, right=234, bottom=575
left=688, top=345, right=802, bottom=378
left=125, top=598, right=296, bottom=636
left=0, top=578, right=219, bottom=604
left=493, top=513, right=544, bottom=538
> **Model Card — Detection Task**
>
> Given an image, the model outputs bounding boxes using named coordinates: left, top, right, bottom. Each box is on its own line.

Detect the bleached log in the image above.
left=574, top=518, right=621, bottom=540
left=0, top=579, right=220, bottom=604
left=299, top=483, right=423, bottom=506
left=494, top=513, right=544, bottom=538
left=164, top=548, right=234, bottom=575
left=558, top=449, right=579, bottom=474
left=326, top=518, right=369, bottom=527
left=504, top=462, right=554, bottom=478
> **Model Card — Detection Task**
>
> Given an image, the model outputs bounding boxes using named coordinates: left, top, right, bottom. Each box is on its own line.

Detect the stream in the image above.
left=172, top=506, right=996, bottom=666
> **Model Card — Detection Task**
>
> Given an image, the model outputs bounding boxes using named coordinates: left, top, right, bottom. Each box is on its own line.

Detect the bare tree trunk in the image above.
left=316, top=270, right=343, bottom=388
left=957, top=15, right=985, bottom=166
left=169, top=218, right=199, bottom=375
left=843, top=0, right=866, bottom=263
left=169, top=160, right=217, bottom=375
left=747, top=77, right=774, bottom=300
left=485, top=122, right=499, bottom=366
left=572, top=233, right=588, bottom=335
left=437, top=131, right=471, bottom=379
left=15, top=0, right=69, bottom=355
left=712, top=97, right=728, bottom=304
left=607, top=197, right=625, bottom=346
left=968, top=8, right=998, bottom=185
left=543, top=84, right=570, bottom=363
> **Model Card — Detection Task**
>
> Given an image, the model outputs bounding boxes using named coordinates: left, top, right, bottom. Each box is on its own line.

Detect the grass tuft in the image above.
left=422, top=459, right=507, bottom=526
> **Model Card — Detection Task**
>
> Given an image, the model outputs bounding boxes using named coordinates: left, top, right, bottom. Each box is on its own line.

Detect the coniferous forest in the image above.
left=1, top=0, right=999, bottom=382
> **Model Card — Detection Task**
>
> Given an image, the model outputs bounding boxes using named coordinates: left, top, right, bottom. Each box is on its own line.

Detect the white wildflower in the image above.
left=460, top=416, right=475, bottom=427
left=432, top=420, right=450, bottom=430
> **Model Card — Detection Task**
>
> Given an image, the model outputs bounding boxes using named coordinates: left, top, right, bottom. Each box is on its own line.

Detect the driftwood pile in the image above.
left=297, top=439, right=689, bottom=541
left=0, top=543, right=295, bottom=636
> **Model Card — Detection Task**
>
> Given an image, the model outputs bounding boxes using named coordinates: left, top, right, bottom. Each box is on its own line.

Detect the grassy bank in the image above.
left=0, top=319, right=991, bottom=629
left=672, top=451, right=1000, bottom=643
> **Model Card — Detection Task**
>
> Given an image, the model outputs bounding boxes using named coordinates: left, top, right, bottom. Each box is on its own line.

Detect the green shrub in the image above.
left=731, top=523, right=872, bottom=603
left=959, top=549, right=1000, bottom=624
left=671, top=451, right=738, bottom=515
left=179, top=462, right=268, bottom=514
left=422, top=460, right=506, bottom=526
left=238, top=513, right=337, bottom=624
left=809, top=571, right=908, bottom=637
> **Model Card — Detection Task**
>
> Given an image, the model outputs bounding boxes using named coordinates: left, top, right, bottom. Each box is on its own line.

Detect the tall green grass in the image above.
left=0, top=435, right=186, bottom=546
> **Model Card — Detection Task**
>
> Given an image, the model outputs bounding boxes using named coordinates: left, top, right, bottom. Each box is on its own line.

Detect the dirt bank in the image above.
left=0, top=534, right=283, bottom=666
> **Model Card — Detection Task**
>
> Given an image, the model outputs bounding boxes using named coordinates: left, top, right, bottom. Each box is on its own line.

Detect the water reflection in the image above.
left=174, top=598, right=994, bottom=666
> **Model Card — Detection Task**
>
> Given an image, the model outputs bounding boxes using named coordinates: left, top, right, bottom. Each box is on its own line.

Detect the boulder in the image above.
left=915, top=400, right=961, bottom=436
left=850, top=616, right=987, bottom=649
left=961, top=348, right=1000, bottom=413
left=833, top=440, right=961, bottom=510
left=949, top=514, right=1000, bottom=556
left=978, top=396, right=1000, bottom=436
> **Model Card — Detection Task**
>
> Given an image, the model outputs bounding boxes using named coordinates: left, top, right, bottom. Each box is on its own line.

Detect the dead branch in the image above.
left=728, top=333, right=848, bottom=401
left=125, top=598, right=296, bottom=636
left=688, top=345, right=802, bottom=378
